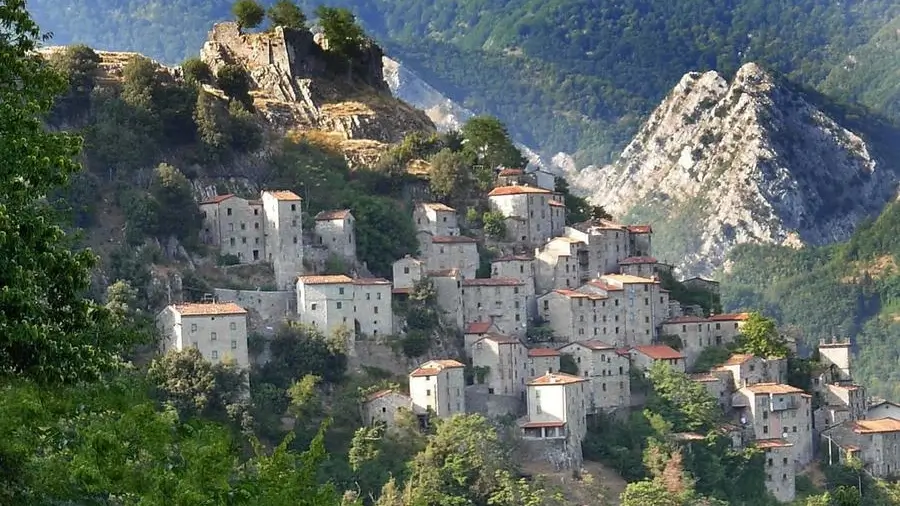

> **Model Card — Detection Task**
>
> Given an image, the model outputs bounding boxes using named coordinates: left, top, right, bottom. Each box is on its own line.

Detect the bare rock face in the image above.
left=199, top=22, right=434, bottom=162
left=573, top=62, right=899, bottom=277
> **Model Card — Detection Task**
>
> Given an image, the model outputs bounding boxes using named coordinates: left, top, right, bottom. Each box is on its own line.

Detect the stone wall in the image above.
left=518, top=437, right=583, bottom=472
left=465, top=385, right=524, bottom=418
left=214, top=288, right=294, bottom=327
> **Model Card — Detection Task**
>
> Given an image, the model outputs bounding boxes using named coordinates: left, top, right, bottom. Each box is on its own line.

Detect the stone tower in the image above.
left=818, top=340, right=852, bottom=382
left=262, top=190, right=304, bottom=290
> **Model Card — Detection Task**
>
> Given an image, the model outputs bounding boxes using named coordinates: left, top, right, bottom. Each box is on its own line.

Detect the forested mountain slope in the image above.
left=30, top=0, right=900, bottom=164
left=721, top=201, right=900, bottom=401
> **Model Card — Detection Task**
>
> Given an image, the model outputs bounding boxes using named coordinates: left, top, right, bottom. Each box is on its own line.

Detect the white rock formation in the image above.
left=573, top=62, right=898, bottom=276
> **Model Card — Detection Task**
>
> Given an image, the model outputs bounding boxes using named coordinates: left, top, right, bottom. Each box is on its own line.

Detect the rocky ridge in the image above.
left=572, top=62, right=900, bottom=276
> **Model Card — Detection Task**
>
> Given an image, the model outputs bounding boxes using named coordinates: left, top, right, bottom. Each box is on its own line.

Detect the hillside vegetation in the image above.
left=29, top=0, right=900, bottom=163
left=721, top=201, right=900, bottom=401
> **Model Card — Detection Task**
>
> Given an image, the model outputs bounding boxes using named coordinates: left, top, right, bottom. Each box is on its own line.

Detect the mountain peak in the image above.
left=573, top=62, right=898, bottom=276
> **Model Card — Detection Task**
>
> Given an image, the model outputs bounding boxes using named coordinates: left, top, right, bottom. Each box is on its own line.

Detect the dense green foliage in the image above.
left=268, top=0, right=307, bottom=29
left=27, top=0, right=900, bottom=163
left=721, top=201, right=900, bottom=400
left=232, top=0, right=266, bottom=31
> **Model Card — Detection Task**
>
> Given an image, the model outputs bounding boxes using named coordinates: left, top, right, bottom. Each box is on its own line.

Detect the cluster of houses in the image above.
left=151, top=177, right=900, bottom=503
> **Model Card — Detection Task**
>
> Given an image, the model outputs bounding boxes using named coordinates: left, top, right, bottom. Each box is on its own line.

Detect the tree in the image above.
left=559, top=353, right=579, bottom=375
left=461, top=116, right=526, bottom=171
left=181, top=57, right=213, bottom=85
left=482, top=210, right=507, bottom=239
left=0, top=1, right=132, bottom=385
left=738, top=312, right=790, bottom=358
left=315, top=6, right=366, bottom=59
left=194, top=90, right=231, bottom=152
left=646, top=362, right=719, bottom=432
left=232, top=0, right=265, bottom=31
left=429, top=148, right=470, bottom=200
left=47, top=44, right=100, bottom=118
left=349, top=195, right=418, bottom=276
left=121, top=54, right=159, bottom=111
left=216, top=64, right=252, bottom=106
left=150, top=163, right=203, bottom=245
left=268, top=0, right=307, bottom=29
left=257, top=322, right=347, bottom=387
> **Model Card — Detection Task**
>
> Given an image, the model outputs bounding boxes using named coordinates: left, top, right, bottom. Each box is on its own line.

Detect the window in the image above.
left=311, top=303, right=317, bottom=310
left=191, top=324, right=197, bottom=332
left=292, top=236, right=298, bottom=244
left=291, top=204, right=296, bottom=211
left=426, top=389, right=431, bottom=396
left=211, top=350, right=218, bottom=359
left=377, top=292, right=382, bottom=300
left=211, top=332, right=217, bottom=341
left=767, top=458, right=773, bottom=467
left=716, top=323, right=721, bottom=330
left=254, top=209, right=259, bottom=215
left=227, top=208, right=232, bottom=216
left=374, top=307, right=379, bottom=314
left=763, top=426, right=769, bottom=434
left=339, top=287, right=345, bottom=295
left=619, top=366, right=623, bottom=374
left=515, top=314, right=521, bottom=321
left=366, top=293, right=371, bottom=300
left=231, top=340, right=238, bottom=349
left=230, top=322, right=237, bottom=331
left=292, top=219, right=297, bottom=227
left=241, top=237, right=247, bottom=244
left=230, top=237, right=236, bottom=246
left=404, top=266, right=410, bottom=274
left=337, top=302, right=342, bottom=309
left=514, top=287, right=519, bottom=294
left=644, top=298, right=649, bottom=305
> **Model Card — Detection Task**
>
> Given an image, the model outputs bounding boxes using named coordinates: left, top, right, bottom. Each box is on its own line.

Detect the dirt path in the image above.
left=523, top=459, right=628, bottom=505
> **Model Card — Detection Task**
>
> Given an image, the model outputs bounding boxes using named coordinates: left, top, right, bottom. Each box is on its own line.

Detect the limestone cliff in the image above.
left=572, top=62, right=900, bottom=277
left=198, top=22, right=435, bottom=166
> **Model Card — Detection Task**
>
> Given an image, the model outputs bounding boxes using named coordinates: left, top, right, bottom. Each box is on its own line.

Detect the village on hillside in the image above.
left=154, top=167, right=895, bottom=504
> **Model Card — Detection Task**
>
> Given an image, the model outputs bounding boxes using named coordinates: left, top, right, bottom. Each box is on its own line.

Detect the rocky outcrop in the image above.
left=572, top=62, right=899, bottom=276
left=199, top=22, right=434, bottom=155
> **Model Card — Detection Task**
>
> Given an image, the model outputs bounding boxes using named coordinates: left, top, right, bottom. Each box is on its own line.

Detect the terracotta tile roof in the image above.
left=465, top=321, right=494, bottom=334
left=853, top=418, right=900, bottom=434
left=632, top=345, right=684, bottom=360
left=664, top=315, right=706, bottom=324
left=575, top=340, right=615, bottom=351
left=478, top=334, right=522, bottom=345
left=365, top=389, right=404, bottom=402
left=528, top=348, right=560, bottom=358
left=416, top=359, right=465, bottom=371
left=315, top=209, right=351, bottom=221
left=353, top=277, right=391, bottom=285
left=587, top=280, right=623, bottom=292
left=572, top=218, right=625, bottom=232
left=173, top=302, right=247, bottom=316
left=755, top=439, right=793, bottom=449
left=744, top=383, right=805, bottom=395
left=708, top=313, right=750, bottom=321
left=528, top=372, right=586, bottom=386
left=627, top=225, right=652, bottom=234
left=615, top=347, right=631, bottom=357
left=200, top=194, right=234, bottom=205
left=462, top=278, right=523, bottom=287
left=493, top=254, right=534, bottom=262
left=550, top=236, right=583, bottom=244
left=552, top=289, right=596, bottom=299
left=601, top=274, right=658, bottom=284
left=392, top=287, right=412, bottom=295
left=548, top=200, right=566, bottom=207
left=689, top=373, right=721, bottom=383
left=721, top=354, right=756, bottom=366
left=266, top=190, right=302, bottom=201
left=498, top=168, right=524, bottom=176
left=619, top=256, right=658, bottom=265
left=298, top=274, right=353, bottom=285
left=428, top=268, right=460, bottom=278
left=420, top=202, right=456, bottom=212
left=431, top=235, right=478, bottom=244
left=521, top=420, right=565, bottom=428
left=488, top=185, right=552, bottom=197
left=409, top=367, right=440, bottom=377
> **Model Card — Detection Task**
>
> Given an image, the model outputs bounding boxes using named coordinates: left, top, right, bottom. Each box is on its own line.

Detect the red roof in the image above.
left=410, top=367, right=440, bottom=377
left=528, top=348, right=560, bottom=358
left=587, top=280, right=623, bottom=292
left=172, top=302, right=247, bottom=316
left=528, top=372, right=586, bottom=386
left=755, top=439, right=793, bottom=449
left=315, top=209, right=351, bottom=221
left=266, top=190, right=302, bottom=201
left=632, top=345, right=684, bottom=360
left=299, top=275, right=353, bottom=285
left=561, top=340, right=614, bottom=351
left=708, top=313, right=750, bottom=321
left=462, top=278, right=523, bottom=287
left=488, top=185, right=552, bottom=197
left=465, top=322, right=493, bottom=334
left=352, top=277, right=391, bottom=285
left=619, top=256, right=658, bottom=265
left=365, top=389, right=406, bottom=402
left=431, top=235, right=478, bottom=244
left=200, top=194, right=235, bottom=205
left=548, top=200, right=566, bottom=208
left=392, top=287, right=412, bottom=295
left=521, top=420, right=565, bottom=429
left=721, top=353, right=756, bottom=366
left=627, top=225, right=652, bottom=234
left=498, top=168, right=524, bottom=176
left=420, top=202, right=455, bottom=212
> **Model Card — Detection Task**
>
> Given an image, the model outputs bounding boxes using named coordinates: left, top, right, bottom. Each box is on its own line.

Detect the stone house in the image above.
left=527, top=347, right=561, bottom=378
left=361, top=389, right=415, bottom=428
left=464, top=321, right=500, bottom=353
left=733, top=383, right=814, bottom=466
left=199, top=190, right=304, bottom=290
left=822, top=418, right=900, bottom=478
left=409, top=359, right=466, bottom=418
left=630, top=345, right=686, bottom=373
left=868, top=400, right=900, bottom=420
left=392, top=255, right=425, bottom=291
left=626, top=225, right=653, bottom=257
left=418, top=233, right=479, bottom=279
left=815, top=383, right=867, bottom=431
left=313, top=209, right=356, bottom=262
left=535, top=236, right=582, bottom=292
left=617, top=256, right=661, bottom=278
left=660, top=313, right=750, bottom=368
left=527, top=166, right=557, bottom=191
left=690, top=372, right=732, bottom=410
left=491, top=255, right=537, bottom=318
left=564, top=220, right=632, bottom=277
left=428, top=269, right=465, bottom=330
left=496, top=168, right=533, bottom=186
left=558, top=340, right=631, bottom=413
left=487, top=185, right=557, bottom=244
left=461, top=278, right=527, bottom=337
left=757, top=439, right=796, bottom=503
left=682, top=276, right=720, bottom=295
left=596, top=274, right=669, bottom=346
left=296, top=275, right=393, bottom=339
left=818, top=341, right=853, bottom=382
left=537, top=289, right=610, bottom=343
left=157, top=302, right=250, bottom=369
left=471, top=334, right=528, bottom=398
left=413, top=202, right=460, bottom=236
left=712, top=354, right=788, bottom=389
left=519, top=372, right=589, bottom=464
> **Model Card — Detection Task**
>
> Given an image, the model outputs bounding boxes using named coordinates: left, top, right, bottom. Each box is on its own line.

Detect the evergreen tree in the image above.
left=314, top=6, right=366, bottom=59
left=232, top=0, right=265, bottom=31
left=268, top=0, right=307, bottom=29
left=181, top=57, right=213, bottom=85
left=216, top=63, right=252, bottom=106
